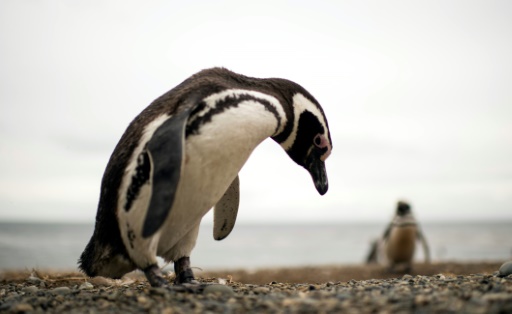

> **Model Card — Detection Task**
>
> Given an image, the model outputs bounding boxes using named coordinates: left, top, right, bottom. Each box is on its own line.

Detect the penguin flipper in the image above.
left=417, top=228, right=431, bottom=263
left=142, top=107, right=193, bottom=238
left=213, top=175, right=240, bottom=241
left=366, top=239, right=379, bottom=263
left=382, top=223, right=392, bottom=240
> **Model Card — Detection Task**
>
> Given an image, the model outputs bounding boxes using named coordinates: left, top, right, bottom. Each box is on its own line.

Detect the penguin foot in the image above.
left=144, top=264, right=169, bottom=287
left=174, top=256, right=197, bottom=285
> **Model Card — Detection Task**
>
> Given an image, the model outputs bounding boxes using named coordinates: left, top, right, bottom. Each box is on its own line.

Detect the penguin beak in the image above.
left=305, top=149, right=329, bottom=195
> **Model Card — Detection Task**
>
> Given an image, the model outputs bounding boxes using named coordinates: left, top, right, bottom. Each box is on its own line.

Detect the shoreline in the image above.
left=0, top=260, right=504, bottom=284
left=1, top=261, right=511, bottom=313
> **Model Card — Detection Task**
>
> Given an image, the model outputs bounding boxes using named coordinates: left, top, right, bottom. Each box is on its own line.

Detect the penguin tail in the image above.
left=78, top=235, right=136, bottom=279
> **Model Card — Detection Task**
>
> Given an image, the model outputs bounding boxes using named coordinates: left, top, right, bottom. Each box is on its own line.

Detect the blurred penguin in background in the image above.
left=366, top=201, right=430, bottom=272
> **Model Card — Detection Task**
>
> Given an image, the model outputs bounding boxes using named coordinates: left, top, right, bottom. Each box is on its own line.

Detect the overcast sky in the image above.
left=1, top=0, right=511, bottom=224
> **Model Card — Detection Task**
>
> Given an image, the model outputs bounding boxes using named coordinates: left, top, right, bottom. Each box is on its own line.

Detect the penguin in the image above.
left=366, top=201, right=430, bottom=272
left=79, top=67, right=332, bottom=288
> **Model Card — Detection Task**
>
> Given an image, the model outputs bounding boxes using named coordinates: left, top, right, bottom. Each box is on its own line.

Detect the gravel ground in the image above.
left=1, top=262, right=511, bottom=313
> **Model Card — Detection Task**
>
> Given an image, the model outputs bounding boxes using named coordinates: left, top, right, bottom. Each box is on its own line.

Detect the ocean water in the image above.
left=0, top=222, right=510, bottom=271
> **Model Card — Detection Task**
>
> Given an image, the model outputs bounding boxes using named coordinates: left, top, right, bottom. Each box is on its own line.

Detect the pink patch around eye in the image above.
left=314, top=134, right=329, bottom=149
left=314, top=134, right=331, bottom=161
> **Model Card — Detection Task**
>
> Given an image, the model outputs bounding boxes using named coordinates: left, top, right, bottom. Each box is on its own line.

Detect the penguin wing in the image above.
left=382, top=223, right=392, bottom=240
left=213, top=175, right=240, bottom=240
left=417, top=228, right=431, bottom=263
left=142, top=106, right=193, bottom=238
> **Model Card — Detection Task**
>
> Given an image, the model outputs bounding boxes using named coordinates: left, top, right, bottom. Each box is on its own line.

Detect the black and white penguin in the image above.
left=366, top=201, right=430, bottom=272
left=79, top=68, right=332, bottom=287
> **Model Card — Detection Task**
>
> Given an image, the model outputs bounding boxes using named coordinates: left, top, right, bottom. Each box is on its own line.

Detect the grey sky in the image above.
left=1, top=0, right=511, bottom=223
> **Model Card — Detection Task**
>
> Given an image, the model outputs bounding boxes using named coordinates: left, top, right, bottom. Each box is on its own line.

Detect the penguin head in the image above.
left=197, top=69, right=333, bottom=195
left=273, top=91, right=332, bottom=195
left=396, top=201, right=411, bottom=216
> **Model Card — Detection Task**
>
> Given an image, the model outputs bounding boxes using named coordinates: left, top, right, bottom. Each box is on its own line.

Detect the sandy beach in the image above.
left=1, top=261, right=511, bottom=313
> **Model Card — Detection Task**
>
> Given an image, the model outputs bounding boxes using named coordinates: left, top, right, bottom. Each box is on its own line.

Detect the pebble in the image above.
left=149, top=287, right=168, bottom=295
left=482, top=292, right=511, bottom=302
left=253, top=286, right=270, bottom=294
left=498, top=261, right=512, bottom=277
left=51, top=286, right=71, bottom=295
left=0, top=303, right=11, bottom=311
left=107, top=292, right=119, bottom=301
left=22, top=286, right=38, bottom=294
left=89, top=276, right=113, bottom=286
left=414, top=294, right=431, bottom=305
left=11, top=303, right=34, bottom=313
left=435, top=273, right=446, bottom=280
left=203, top=284, right=235, bottom=296
left=79, top=282, right=94, bottom=290
left=26, top=274, right=41, bottom=284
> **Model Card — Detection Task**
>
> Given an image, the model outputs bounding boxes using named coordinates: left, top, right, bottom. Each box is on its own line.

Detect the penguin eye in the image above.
left=313, top=133, right=332, bottom=161
left=313, top=134, right=324, bottom=148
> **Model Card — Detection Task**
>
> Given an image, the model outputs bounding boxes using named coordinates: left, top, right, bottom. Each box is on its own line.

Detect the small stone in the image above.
left=107, top=292, right=119, bottom=301
left=319, top=298, right=340, bottom=311
left=498, top=261, right=512, bottom=277
left=89, top=276, right=113, bottom=286
left=137, top=296, right=149, bottom=304
left=0, top=289, right=5, bottom=296
left=51, top=286, right=71, bottom=295
left=79, top=282, right=94, bottom=290
left=54, top=295, right=65, bottom=302
left=150, top=287, right=168, bottom=295
left=253, top=287, right=270, bottom=294
left=161, top=308, right=174, bottom=314
left=27, top=274, right=41, bottom=284
left=11, top=303, right=34, bottom=313
left=482, top=292, right=511, bottom=302
left=22, top=286, right=38, bottom=294
left=336, top=293, right=351, bottom=300
left=0, top=303, right=11, bottom=311
left=282, top=298, right=298, bottom=307
left=97, top=300, right=111, bottom=309
left=203, top=284, right=234, bottom=296
left=414, top=294, right=430, bottom=305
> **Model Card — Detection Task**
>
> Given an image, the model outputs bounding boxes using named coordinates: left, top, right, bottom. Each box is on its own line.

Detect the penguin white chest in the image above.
left=156, top=101, right=280, bottom=254
left=386, top=226, right=417, bottom=263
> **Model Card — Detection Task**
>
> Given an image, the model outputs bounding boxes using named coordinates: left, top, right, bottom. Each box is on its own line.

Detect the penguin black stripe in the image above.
left=186, top=92, right=283, bottom=137
left=124, top=150, right=150, bottom=212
